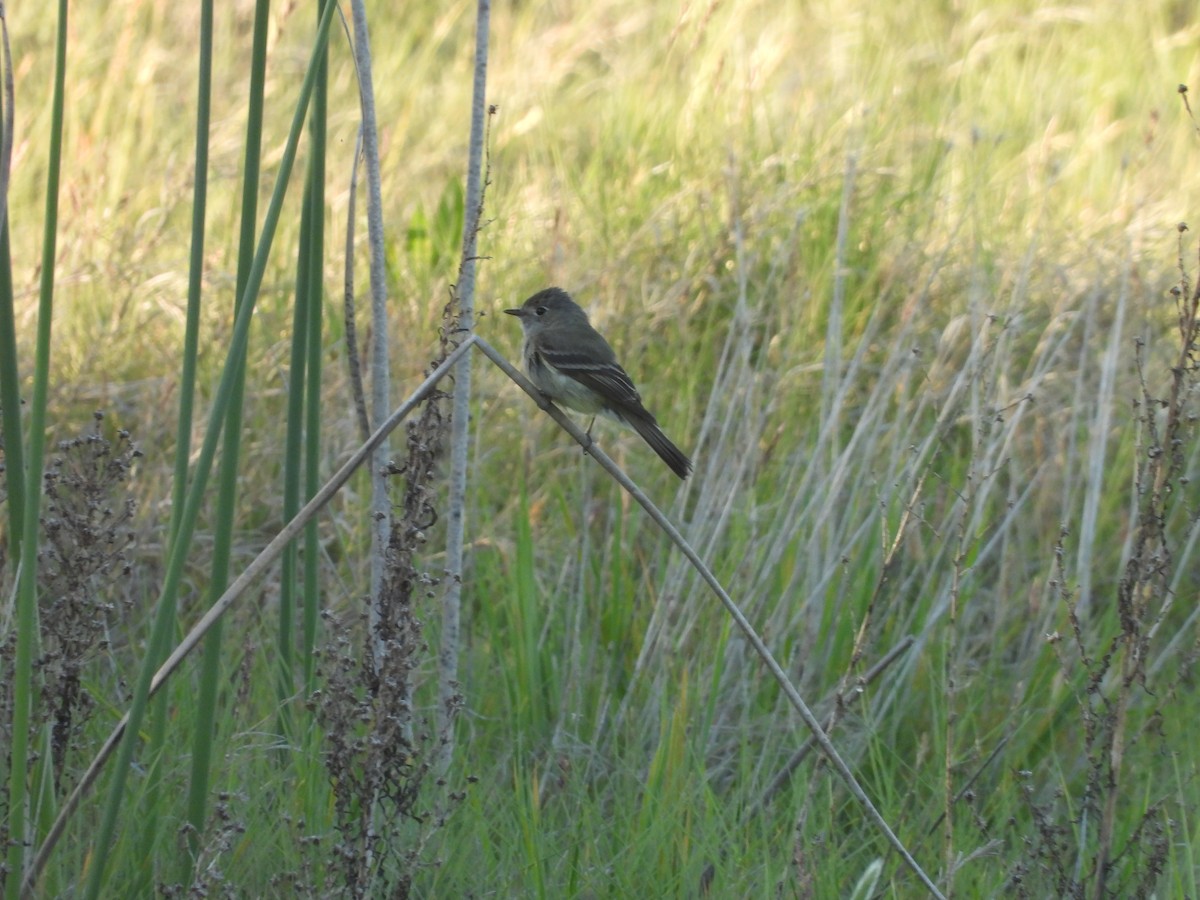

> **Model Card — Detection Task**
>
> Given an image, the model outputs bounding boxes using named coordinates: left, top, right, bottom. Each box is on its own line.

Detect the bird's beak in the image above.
left=504, top=307, right=523, bottom=317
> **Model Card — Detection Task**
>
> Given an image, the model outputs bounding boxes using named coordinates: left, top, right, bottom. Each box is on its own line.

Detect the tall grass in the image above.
left=3, top=0, right=67, bottom=895
left=3, top=0, right=1200, bottom=895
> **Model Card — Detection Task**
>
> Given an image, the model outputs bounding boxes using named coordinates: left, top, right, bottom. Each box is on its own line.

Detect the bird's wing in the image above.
left=536, top=343, right=646, bottom=412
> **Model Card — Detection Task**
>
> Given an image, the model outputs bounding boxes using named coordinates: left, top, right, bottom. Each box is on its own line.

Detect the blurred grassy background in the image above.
left=5, top=0, right=1200, bottom=895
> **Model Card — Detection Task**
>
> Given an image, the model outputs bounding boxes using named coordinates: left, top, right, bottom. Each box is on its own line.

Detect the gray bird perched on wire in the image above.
left=505, top=287, right=692, bottom=479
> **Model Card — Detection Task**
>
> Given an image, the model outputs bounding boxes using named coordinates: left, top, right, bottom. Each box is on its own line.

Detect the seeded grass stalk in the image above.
left=3, top=0, right=66, bottom=895
left=1087, top=235, right=1200, bottom=893
left=74, top=5, right=338, bottom=896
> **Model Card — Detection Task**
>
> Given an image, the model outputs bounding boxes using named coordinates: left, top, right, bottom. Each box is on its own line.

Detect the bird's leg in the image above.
left=581, top=416, right=597, bottom=456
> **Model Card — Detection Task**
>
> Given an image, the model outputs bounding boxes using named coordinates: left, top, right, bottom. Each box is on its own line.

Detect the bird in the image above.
left=505, top=287, right=693, bottom=479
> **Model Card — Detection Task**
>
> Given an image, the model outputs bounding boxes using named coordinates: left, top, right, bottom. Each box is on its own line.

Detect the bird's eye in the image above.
left=535, top=306, right=547, bottom=316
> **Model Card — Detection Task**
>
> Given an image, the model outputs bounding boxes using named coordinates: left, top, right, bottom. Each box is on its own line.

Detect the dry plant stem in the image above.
left=20, top=337, right=477, bottom=899
left=342, top=6, right=392, bottom=865
left=438, top=0, right=491, bottom=773
left=343, top=126, right=370, bottom=442
left=475, top=337, right=946, bottom=900
left=1090, top=247, right=1200, bottom=897
left=856, top=468, right=930, bottom=664
left=348, top=0, right=392, bottom=675
left=926, top=735, right=1009, bottom=838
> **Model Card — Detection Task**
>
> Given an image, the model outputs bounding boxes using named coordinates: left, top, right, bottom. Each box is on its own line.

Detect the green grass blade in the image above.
left=280, top=0, right=329, bottom=719
left=278, top=174, right=310, bottom=724
left=0, top=221, right=23, bottom=554
left=183, top=0, right=268, bottom=878
left=302, top=2, right=328, bottom=692
left=142, top=0, right=215, bottom=887
left=0, top=3, right=19, bottom=557
left=4, top=0, right=67, bottom=893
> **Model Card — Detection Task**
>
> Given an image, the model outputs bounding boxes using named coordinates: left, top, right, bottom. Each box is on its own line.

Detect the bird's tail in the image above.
left=627, top=414, right=692, bottom=479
